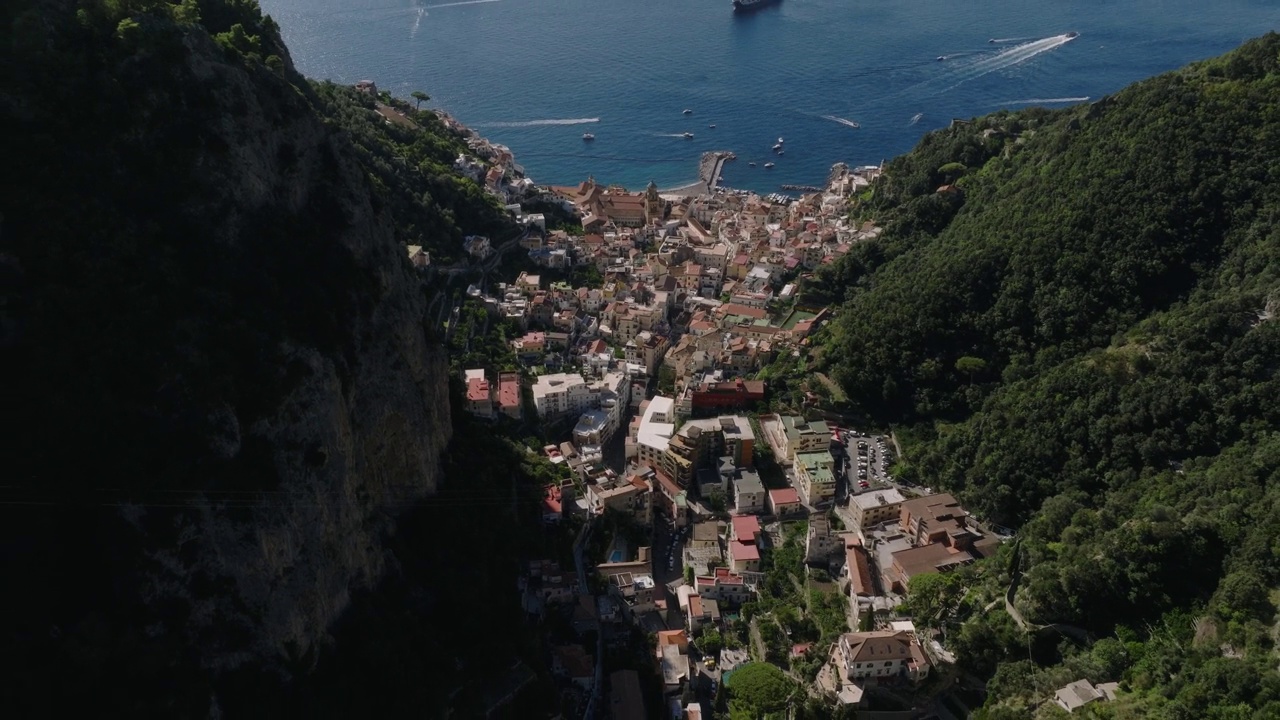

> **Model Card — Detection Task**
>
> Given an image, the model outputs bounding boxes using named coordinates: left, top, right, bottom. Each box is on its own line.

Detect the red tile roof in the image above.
left=731, top=541, right=760, bottom=562
left=769, top=488, right=800, bottom=505
left=466, top=377, right=490, bottom=402
left=498, top=375, right=520, bottom=408
left=731, top=514, right=761, bottom=541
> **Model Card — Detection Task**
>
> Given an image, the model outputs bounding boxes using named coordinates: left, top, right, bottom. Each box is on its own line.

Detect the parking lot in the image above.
left=832, top=430, right=897, bottom=503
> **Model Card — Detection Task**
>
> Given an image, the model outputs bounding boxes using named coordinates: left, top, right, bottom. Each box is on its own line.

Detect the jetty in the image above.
left=661, top=151, right=736, bottom=197
left=780, top=184, right=822, bottom=192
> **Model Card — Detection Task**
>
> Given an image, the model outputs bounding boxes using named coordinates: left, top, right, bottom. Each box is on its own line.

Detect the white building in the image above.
left=834, top=630, right=930, bottom=683
left=532, top=372, right=591, bottom=418
left=627, top=396, right=676, bottom=469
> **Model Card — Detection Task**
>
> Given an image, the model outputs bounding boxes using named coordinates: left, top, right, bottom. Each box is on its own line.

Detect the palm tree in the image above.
left=411, top=91, right=430, bottom=110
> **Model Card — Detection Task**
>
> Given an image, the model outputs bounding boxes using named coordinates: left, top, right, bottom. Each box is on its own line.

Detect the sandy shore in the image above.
left=660, top=151, right=734, bottom=197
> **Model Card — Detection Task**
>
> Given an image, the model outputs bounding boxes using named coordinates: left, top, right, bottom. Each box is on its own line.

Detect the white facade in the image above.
left=532, top=372, right=591, bottom=418
left=628, top=396, right=676, bottom=467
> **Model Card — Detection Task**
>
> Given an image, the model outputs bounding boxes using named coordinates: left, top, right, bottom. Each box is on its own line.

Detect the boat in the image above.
left=582, top=133, right=594, bottom=141
left=764, top=162, right=775, bottom=168
left=772, top=143, right=782, bottom=151
left=988, top=38, right=996, bottom=43
left=732, top=0, right=781, bottom=13
left=936, top=55, right=946, bottom=61
left=1066, top=31, right=1079, bottom=39
left=682, top=132, right=694, bottom=139
left=708, top=124, right=716, bottom=129
left=748, top=162, right=756, bottom=167
left=682, top=109, right=693, bottom=115
left=776, top=149, right=784, bottom=155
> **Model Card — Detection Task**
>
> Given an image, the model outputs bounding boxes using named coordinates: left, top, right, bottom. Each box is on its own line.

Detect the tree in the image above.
left=698, top=628, right=725, bottom=656
left=954, top=355, right=987, bottom=385
left=411, top=91, right=430, bottom=110
left=725, top=662, right=797, bottom=717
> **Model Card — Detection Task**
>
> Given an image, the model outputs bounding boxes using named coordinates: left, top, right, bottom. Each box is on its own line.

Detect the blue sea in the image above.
left=260, top=0, right=1277, bottom=194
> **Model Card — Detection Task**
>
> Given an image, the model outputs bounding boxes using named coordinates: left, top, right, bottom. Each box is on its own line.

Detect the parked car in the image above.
left=859, top=480, right=870, bottom=488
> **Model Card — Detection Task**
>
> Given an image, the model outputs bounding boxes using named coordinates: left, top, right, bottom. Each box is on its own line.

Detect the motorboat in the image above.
left=764, top=162, right=775, bottom=168
left=1066, top=31, right=1079, bottom=39
left=776, top=149, right=784, bottom=155
left=682, top=109, right=693, bottom=115
left=777, top=137, right=784, bottom=143
left=682, top=132, right=694, bottom=139
left=582, top=133, right=594, bottom=141
left=708, top=124, right=716, bottom=129
left=772, top=143, right=782, bottom=151
left=748, top=162, right=756, bottom=167
left=936, top=55, right=946, bottom=61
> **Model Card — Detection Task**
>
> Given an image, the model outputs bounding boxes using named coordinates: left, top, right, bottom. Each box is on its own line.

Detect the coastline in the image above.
left=432, top=101, right=742, bottom=198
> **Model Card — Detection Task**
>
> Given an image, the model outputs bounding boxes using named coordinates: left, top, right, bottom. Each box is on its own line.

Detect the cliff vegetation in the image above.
left=808, top=34, right=1280, bottom=719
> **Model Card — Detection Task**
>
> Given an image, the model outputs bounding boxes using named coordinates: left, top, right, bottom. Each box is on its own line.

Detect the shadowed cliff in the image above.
left=0, top=0, right=495, bottom=712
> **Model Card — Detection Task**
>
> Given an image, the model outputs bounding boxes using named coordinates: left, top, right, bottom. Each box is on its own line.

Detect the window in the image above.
left=884, top=662, right=892, bottom=667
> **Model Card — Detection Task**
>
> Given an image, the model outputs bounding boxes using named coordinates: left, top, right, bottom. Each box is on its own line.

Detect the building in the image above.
left=531, top=372, right=591, bottom=418
left=733, top=468, right=765, bottom=514
left=656, top=630, right=690, bottom=693
left=463, top=369, right=494, bottom=418
left=406, top=244, right=430, bottom=268
left=889, top=542, right=976, bottom=593
left=899, top=493, right=974, bottom=546
left=693, top=567, right=754, bottom=607
left=686, top=593, right=721, bottom=632
left=552, top=644, right=595, bottom=691
left=609, top=669, right=647, bottom=720
left=607, top=571, right=657, bottom=618
left=1054, top=680, right=1119, bottom=713
left=844, top=537, right=874, bottom=598
left=628, top=396, right=677, bottom=469
left=794, top=450, right=836, bottom=507
left=664, top=415, right=755, bottom=487
left=586, top=474, right=652, bottom=523
left=805, top=514, right=839, bottom=565
left=849, top=489, right=905, bottom=529
left=690, top=378, right=766, bottom=413
left=519, top=559, right=575, bottom=610
left=779, top=415, right=831, bottom=456
left=497, top=372, right=522, bottom=419
left=834, top=630, right=930, bottom=683
left=767, top=487, right=803, bottom=517
left=683, top=521, right=725, bottom=576
left=728, top=514, right=762, bottom=572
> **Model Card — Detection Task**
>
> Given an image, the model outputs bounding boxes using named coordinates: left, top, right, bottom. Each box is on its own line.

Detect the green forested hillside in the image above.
left=811, top=34, right=1280, bottom=718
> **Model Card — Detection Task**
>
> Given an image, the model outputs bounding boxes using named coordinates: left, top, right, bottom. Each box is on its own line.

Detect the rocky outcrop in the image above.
left=2, top=2, right=453, bottom=684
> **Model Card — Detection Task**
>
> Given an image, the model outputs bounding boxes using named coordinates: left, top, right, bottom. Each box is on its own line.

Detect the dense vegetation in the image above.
left=808, top=34, right=1280, bottom=718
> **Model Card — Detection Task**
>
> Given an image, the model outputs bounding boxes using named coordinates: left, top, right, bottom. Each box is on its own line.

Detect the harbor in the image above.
left=660, top=151, right=736, bottom=197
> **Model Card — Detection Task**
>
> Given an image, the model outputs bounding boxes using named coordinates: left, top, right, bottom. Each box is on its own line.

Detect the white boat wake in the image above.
left=940, top=33, right=1079, bottom=90
left=998, top=96, right=1091, bottom=105
left=821, top=115, right=861, bottom=129
left=411, top=7, right=425, bottom=35
left=989, top=36, right=1034, bottom=44
left=476, top=117, right=600, bottom=127
left=423, top=0, right=501, bottom=8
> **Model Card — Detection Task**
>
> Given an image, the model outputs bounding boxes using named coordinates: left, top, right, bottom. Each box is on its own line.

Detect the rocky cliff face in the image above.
left=2, top=1, right=453, bottom=691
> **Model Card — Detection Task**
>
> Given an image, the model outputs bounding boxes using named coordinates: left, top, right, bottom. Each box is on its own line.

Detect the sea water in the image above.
left=260, top=0, right=1277, bottom=194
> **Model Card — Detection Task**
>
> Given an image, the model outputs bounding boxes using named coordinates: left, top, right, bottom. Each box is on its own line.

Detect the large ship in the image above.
left=733, top=0, right=781, bottom=13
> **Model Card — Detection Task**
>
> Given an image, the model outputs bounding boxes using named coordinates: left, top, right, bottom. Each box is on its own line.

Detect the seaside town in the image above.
left=364, top=85, right=1098, bottom=720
